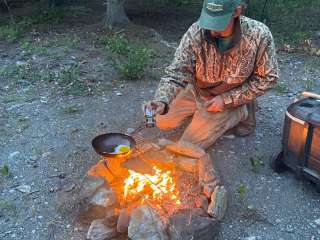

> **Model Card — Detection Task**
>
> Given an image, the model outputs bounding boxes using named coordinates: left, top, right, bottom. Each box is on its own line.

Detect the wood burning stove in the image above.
left=272, top=94, right=320, bottom=190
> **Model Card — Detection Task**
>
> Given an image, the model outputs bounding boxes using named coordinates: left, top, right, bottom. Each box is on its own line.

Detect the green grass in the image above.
left=59, top=64, right=81, bottom=85
left=102, top=33, right=155, bottom=80
left=0, top=64, right=20, bottom=77
left=250, top=156, right=264, bottom=173
left=115, top=47, right=154, bottom=80
left=102, top=33, right=130, bottom=55
left=274, top=82, right=288, bottom=94
left=20, top=40, right=49, bottom=55
left=0, top=5, right=86, bottom=43
left=303, top=78, right=316, bottom=91
left=1, top=60, right=89, bottom=97
left=0, top=200, right=12, bottom=209
left=63, top=80, right=89, bottom=96
left=54, top=34, right=81, bottom=48
left=0, top=95, right=24, bottom=104
left=57, top=63, right=90, bottom=96
left=237, top=183, right=247, bottom=200
left=0, top=24, right=23, bottom=43
left=63, top=105, right=82, bottom=114
left=0, top=165, right=9, bottom=176
left=0, top=199, right=16, bottom=215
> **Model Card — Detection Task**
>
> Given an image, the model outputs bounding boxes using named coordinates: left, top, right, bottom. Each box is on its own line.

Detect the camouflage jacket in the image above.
left=154, top=16, right=279, bottom=108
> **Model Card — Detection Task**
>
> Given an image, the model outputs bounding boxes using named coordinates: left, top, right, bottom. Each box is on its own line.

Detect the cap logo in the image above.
left=206, top=2, right=224, bottom=12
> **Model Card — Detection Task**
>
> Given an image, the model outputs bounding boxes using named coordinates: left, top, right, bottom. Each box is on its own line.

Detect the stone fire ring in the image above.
left=78, top=140, right=221, bottom=240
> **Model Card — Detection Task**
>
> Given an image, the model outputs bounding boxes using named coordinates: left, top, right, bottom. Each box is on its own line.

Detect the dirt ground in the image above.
left=1, top=2, right=320, bottom=240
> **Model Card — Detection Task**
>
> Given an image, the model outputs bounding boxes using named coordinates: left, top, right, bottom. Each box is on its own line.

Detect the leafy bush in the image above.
left=116, top=47, right=154, bottom=80
left=143, top=0, right=201, bottom=7
left=246, top=0, right=320, bottom=44
left=59, top=63, right=81, bottom=85
left=103, top=34, right=130, bottom=55
left=0, top=18, right=32, bottom=43
left=103, top=33, right=154, bottom=80
left=0, top=4, right=86, bottom=43
left=30, top=6, right=66, bottom=24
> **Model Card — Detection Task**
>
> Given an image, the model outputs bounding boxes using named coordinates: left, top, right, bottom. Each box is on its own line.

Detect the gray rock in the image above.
left=117, top=209, right=131, bottom=233
left=207, top=186, right=227, bottom=221
left=79, top=180, right=117, bottom=223
left=195, top=195, right=209, bottom=211
left=198, top=154, right=221, bottom=198
left=104, top=209, right=119, bottom=227
left=87, top=219, right=117, bottom=240
left=165, top=140, right=206, bottom=159
left=203, top=180, right=220, bottom=199
left=79, top=176, right=107, bottom=201
left=158, top=138, right=174, bottom=147
left=9, top=151, right=20, bottom=159
left=175, top=155, right=198, bottom=173
left=168, top=209, right=220, bottom=240
left=126, top=128, right=135, bottom=134
left=128, top=205, right=168, bottom=240
left=244, top=237, right=262, bottom=240
left=90, top=188, right=117, bottom=208
left=141, top=149, right=176, bottom=168
left=16, top=185, right=32, bottom=194
left=122, top=157, right=155, bottom=175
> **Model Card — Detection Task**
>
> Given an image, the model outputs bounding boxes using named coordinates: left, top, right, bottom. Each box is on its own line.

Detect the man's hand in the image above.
left=143, top=101, right=166, bottom=115
left=204, top=95, right=225, bottom=112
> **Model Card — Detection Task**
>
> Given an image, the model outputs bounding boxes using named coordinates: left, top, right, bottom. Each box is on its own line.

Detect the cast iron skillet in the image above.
left=92, top=133, right=136, bottom=158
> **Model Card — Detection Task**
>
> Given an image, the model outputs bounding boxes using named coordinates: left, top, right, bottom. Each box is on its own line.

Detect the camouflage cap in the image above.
left=199, top=0, right=241, bottom=31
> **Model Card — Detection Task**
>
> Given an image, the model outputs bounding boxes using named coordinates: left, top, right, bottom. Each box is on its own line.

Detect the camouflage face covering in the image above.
left=154, top=16, right=279, bottom=108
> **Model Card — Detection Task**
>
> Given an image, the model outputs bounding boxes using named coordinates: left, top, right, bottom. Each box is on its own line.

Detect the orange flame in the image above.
left=123, top=166, right=180, bottom=205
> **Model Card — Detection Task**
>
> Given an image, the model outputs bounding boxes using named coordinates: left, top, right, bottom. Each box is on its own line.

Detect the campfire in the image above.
left=80, top=138, right=220, bottom=240
left=123, top=166, right=181, bottom=206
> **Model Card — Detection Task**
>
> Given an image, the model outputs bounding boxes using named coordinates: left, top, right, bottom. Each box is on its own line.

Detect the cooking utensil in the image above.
left=302, top=91, right=320, bottom=100
left=92, top=133, right=136, bottom=158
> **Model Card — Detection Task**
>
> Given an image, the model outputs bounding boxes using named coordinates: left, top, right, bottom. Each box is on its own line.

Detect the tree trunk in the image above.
left=105, top=0, right=129, bottom=27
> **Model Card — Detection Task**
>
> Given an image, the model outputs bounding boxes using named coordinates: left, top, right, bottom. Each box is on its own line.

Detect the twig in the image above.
left=261, top=0, right=269, bottom=20
left=3, top=0, right=15, bottom=24
left=188, top=209, right=192, bottom=226
left=27, top=190, right=40, bottom=195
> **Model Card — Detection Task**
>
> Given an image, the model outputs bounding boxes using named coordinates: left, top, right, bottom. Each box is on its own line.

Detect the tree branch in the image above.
left=3, top=0, right=15, bottom=24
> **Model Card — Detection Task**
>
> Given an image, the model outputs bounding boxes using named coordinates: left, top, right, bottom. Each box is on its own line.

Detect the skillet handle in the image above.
left=302, top=91, right=320, bottom=100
